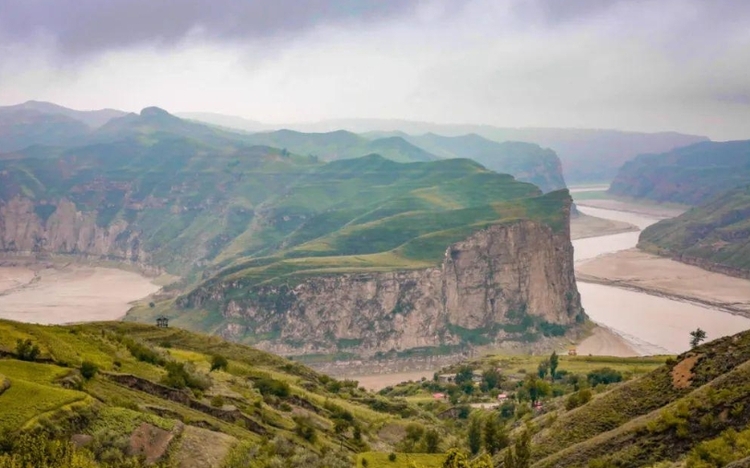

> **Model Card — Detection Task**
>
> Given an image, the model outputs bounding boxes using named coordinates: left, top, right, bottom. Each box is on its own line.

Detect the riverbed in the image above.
left=573, top=197, right=750, bottom=355
left=0, top=263, right=159, bottom=324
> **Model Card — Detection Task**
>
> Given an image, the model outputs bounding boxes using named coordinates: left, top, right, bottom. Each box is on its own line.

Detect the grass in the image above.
left=0, top=378, right=87, bottom=431
left=357, top=452, right=446, bottom=467
left=0, top=360, right=71, bottom=384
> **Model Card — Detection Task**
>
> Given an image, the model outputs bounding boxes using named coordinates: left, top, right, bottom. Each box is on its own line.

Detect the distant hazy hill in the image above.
left=242, top=129, right=438, bottom=163
left=370, top=132, right=566, bottom=192
left=639, top=184, right=750, bottom=278
left=275, top=118, right=709, bottom=183
left=609, top=140, right=750, bottom=205
left=0, top=100, right=128, bottom=153
left=178, top=111, right=268, bottom=132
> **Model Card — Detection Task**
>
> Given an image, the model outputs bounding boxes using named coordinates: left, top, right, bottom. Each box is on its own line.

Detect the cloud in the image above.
left=0, top=0, right=422, bottom=57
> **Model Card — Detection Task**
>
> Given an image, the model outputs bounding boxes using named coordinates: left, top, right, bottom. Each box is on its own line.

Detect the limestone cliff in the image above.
left=0, top=196, right=151, bottom=270
left=182, top=216, right=583, bottom=356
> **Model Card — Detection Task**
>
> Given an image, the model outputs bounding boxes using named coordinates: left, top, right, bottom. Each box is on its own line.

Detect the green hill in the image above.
left=242, top=129, right=438, bottom=163
left=397, top=133, right=567, bottom=193
left=0, top=319, right=453, bottom=467
left=608, top=140, right=750, bottom=205
left=638, top=184, right=750, bottom=278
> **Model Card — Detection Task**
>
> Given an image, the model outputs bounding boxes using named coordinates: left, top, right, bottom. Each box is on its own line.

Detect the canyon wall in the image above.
left=182, top=216, right=584, bottom=356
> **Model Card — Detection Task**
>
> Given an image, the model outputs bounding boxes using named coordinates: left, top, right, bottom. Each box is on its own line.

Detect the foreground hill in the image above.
left=608, top=140, right=750, bottom=205
left=0, top=319, right=447, bottom=467
left=0, top=107, right=583, bottom=356
left=638, top=185, right=750, bottom=279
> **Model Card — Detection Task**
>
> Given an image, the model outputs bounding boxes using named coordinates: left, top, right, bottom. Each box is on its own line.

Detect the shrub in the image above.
left=211, top=395, right=225, bottom=408
left=161, top=362, right=211, bottom=391
left=15, top=339, right=41, bottom=361
left=253, top=376, right=290, bottom=398
left=293, top=415, right=317, bottom=442
left=80, top=361, right=99, bottom=380
left=388, top=452, right=397, bottom=462
left=565, top=388, right=592, bottom=410
left=210, top=355, right=229, bottom=372
left=587, top=368, right=623, bottom=387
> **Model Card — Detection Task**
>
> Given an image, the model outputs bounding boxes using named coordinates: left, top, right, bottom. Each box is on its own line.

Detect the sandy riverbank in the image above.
left=575, top=326, right=639, bottom=357
left=576, top=249, right=750, bottom=317
left=0, top=264, right=160, bottom=324
left=576, top=199, right=685, bottom=219
left=570, top=212, right=638, bottom=240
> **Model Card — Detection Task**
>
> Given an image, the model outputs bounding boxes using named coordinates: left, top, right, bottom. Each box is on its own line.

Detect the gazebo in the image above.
left=156, top=315, right=169, bottom=328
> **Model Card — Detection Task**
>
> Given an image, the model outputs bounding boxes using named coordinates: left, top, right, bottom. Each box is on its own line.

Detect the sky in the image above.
left=1, top=0, right=749, bottom=140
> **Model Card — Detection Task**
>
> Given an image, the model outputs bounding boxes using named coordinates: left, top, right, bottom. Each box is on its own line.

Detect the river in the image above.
left=572, top=199, right=750, bottom=355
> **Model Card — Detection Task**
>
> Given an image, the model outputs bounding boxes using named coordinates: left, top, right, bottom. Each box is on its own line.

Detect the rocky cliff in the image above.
left=181, top=213, right=583, bottom=356
left=0, top=196, right=151, bottom=269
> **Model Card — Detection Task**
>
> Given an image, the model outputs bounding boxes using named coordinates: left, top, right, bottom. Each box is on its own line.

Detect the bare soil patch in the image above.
left=174, top=425, right=236, bottom=468
left=671, top=354, right=700, bottom=389
left=128, top=422, right=177, bottom=464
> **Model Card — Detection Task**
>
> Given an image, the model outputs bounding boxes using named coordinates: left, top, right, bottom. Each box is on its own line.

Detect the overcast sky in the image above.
left=1, top=0, right=749, bottom=140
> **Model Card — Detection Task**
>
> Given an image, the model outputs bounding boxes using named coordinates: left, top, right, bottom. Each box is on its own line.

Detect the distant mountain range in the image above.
left=180, top=112, right=709, bottom=183
left=609, top=140, right=750, bottom=205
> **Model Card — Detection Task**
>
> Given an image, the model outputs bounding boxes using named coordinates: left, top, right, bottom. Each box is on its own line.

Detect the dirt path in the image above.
left=576, top=249, right=750, bottom=317
left=0, top=264, right=160, bottom=324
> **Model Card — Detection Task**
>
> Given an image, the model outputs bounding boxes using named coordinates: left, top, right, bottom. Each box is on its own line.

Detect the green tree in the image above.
left=537, top=359, right=549, bottom=379
left=524, top=375, right=549, bottom=406
left=549, top=351, right=559, bottom=380
left=483, top=415, right=508, bottom=455
left=690, top=328, right=707, bottom=348
left=468, top=417, right=482, bottom=455
left=454, top=365, right=474, bottom=386
left=504, top=430, right=531, bottom=468
left=210, top=354, right=229, bottom=372
left=481, top=368, right=502, bottom=390
left=80, top=361, right=99, bottom=380
left=15, top=339, right=40, bottom=361
left=423, top=428, right=441, bottom=453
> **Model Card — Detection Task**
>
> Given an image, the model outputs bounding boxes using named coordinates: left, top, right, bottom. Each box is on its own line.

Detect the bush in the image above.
left=211, top=395, right=225, bottom=408
left=293, top=415, right=317, bottom=442
left=253, top=376, right=290, bottom=398
left=388, top=452, right=397, bottom=462
left=565, top=388, right=592, bottom=410
left=161, top=362, right=211, bottom=391
left=210, top=355, right=229, bottom=372
left=15, top=339, right=41, bottom=361
left=80, top=361, right=99, bottom=380
left=587, top=368, right=623, bottom=387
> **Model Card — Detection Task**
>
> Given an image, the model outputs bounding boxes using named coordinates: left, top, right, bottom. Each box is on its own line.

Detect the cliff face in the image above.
left=0, top=196, right=150, bottom=269
left=182, top=216, right=583, bottom=356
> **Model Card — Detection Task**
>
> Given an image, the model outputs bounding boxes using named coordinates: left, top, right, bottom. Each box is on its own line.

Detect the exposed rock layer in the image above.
left=183, top=216, right=583, bottom=356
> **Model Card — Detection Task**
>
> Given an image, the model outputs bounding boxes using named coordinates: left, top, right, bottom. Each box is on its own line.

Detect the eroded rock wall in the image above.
left=184, top=216, right=583, bottom=356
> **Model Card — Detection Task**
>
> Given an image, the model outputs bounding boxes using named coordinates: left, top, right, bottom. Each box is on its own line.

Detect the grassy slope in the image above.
left=526, top=329, right=750, bottom=467
left=638, top=184, right=750, bottom=274
left=0, top=319, right=446, bottom=466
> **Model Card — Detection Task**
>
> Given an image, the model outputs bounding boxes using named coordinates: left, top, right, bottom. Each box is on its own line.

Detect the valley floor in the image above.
left=577, top=248, right=750, bottom=317
left=0, top=262, right=159, bottom=324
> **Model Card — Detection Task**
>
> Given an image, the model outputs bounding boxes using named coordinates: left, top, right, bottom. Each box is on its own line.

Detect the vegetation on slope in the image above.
left=638, top=184, right=750, bottom=277
left=608, top=140, right=750, bottom=205
left=398, top=133, right=567, bottom=193
left=0, top=319, right=455, bottom=467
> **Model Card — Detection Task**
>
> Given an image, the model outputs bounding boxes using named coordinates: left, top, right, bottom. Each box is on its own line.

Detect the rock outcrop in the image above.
left=182, top=214, right=583, bottom=356
left=0, top=196, right=151, bottom=270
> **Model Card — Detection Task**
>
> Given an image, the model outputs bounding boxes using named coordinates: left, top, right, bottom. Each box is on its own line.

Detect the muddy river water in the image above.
left=573, top=202, right=750, bottom=355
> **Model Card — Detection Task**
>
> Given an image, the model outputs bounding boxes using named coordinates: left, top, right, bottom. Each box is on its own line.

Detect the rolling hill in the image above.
left=0, top=107, right=583, bottom=356
left=382, top=133, right=567, bottom=193
left=638, top=184, right=750, bottom=279
left=608, top=140, right=750, bottom=205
